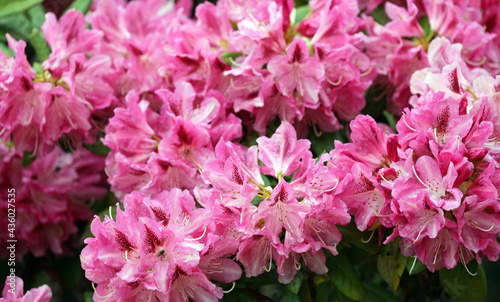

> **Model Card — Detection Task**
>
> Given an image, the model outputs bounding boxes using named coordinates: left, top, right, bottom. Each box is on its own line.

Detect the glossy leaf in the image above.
left=220, top=51, right=243, bottom=66
left=281, top=289, right=301, bottom=302
left=0, top=0, right=43, bottom=18
left=376, top=239, right=407, bottom=295
left=30, top=28, right=50, bottom=62
left=65, top=0, right=92, bottom=14
left=0, top=13, right=33, bottom=41
left=22, top=151, right=36, bottom=167
left=363, top=282, right=400, bottom=302
left=291, top=5, right=310, bottom=25
left=327, top=252, right=367, bottom=301
left=27, top=4, right=45, bottom=29
left=439, top=263, right=487, bottom=302
left=286, top=270, right=303, bottom=295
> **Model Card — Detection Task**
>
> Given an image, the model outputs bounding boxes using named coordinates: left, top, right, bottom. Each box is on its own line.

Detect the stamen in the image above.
left=294, top=254, right=301, bottom=271
left=412, top=165, right=428, bottom=188
left=409, top=256, right=418, bottom=275
left=186, top=225, right=207, bottom=241
left=379, top=173, right=389, bottom=183
left=361, top=230, right=375, bottom=243
left=229, top=77, right=250, bottom=90
left=463, top=56, right=487, bottom=67
left=312, top=123, right=322, bottom=137
left=92, top=282, right=113, bottom=299
left=264, top=248, right=273, bottom=272
left=320, top=177, right=340, bottom=192
left=326, top=76, right=342, bottom=86
left=109, top=206, right=114, bottom=221
left=124, top=250, right=130, bottom=262
left=223, top=282, right=236, bottom=294
left=184, top=253, right=193, bottom=262
left=432, top=244, right=440, bottom=265
left=80, top=255, right=89, bottom=265
left=463, top=261, right=478, bottom=276
left=360, top=64, right=374, bottom=77
left=30, top=130, right=39, bottom=158
left=402, top=113, right=416, bottom=131
left=474, top=223, right=495, bottom=232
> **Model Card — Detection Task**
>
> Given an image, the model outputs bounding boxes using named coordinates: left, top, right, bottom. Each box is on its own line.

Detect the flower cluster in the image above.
left=0, top=142, right=107, bottom=258
left=365, top=0, right=500, bottom=115
left=0, top=10, right=113, bottom=156
left=82, top=122, right=351, bottom=300
left=332, top=83, right=500, bottom=271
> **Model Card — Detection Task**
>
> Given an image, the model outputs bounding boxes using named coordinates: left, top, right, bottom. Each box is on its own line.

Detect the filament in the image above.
left=361, top=230, right=375, bottom=243
left=412, top=165, right=428, bottom=188
left=409, top=256, right=418, bottom=275
left=326, top=76, right=342, bottom=86
left=402, top=113, right=416, bottom=131
left=360, top=65, right=374, bottom=77
left=186, top=225, right=207, bottom=241
left=92, top=283, right=113, bottom=299
left=223, top=282, right=236, bottom=294
left=473, top=223, right=495, bottom=232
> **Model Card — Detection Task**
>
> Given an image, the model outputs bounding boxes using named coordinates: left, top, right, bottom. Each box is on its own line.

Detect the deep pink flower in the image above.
left=268, top=38, right=325, bottom=108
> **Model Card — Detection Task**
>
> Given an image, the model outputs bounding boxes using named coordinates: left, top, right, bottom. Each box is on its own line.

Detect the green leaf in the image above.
left=0, top=0, right=43, bottom=18
left=30, top=28, right=50, bottom=62
left=291, top=5, right=310, bottom=26
left=22, top=151, right=36, bottom=167
left=376, top=239, right=407, bottom=295
left=382, top=110, right=397, bottom=133
left=418, top=16, right=431, bottom=40
left=281, top=289, right=302, bottom=302
left=84, top=136, right=111, bottom=156
left=371, top=5, right=390, bottom=26
left=0, top=13, right=33, bottom=41
left=220, top=51, right=243, bottom=66
left=27, top=4, right=45, bottom=29
left=223, top=288, right=256, bottom=302
left=308, top=130, right=346, bottom=158
left=0, top=42, right=13, bottom=56
left=327, top=252, right=367, bottom=301
left=316, top=280, right=338, bottom=302
left=286, top=270, right=304, bottom=295
left=65, top=0, right=92, bottom=14
left=439, top=263, right=487, bottom=302
left=363, top=282, right=400, bottom=302
left=84, top=291, right=94, bottom=302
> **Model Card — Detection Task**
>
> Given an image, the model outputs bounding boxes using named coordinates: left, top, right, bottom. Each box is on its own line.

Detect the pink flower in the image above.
left=268, top=37, right=325, bottom=108
left=42, top=9, right=103, bottom=77
left=257, top=121, right=311, bottom=179
left=253, top=180, right=310, bottom=245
